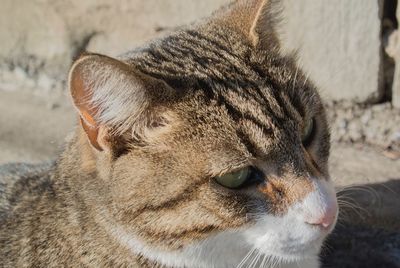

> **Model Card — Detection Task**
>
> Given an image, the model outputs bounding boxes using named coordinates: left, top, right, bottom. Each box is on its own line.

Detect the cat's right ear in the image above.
left=215, top=0, right=281, bottom=49
left=68, top=53, right=176, bottom=152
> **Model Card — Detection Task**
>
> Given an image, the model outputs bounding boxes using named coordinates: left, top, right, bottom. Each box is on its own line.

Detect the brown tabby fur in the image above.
left=0, top=0, right=330, bottom=267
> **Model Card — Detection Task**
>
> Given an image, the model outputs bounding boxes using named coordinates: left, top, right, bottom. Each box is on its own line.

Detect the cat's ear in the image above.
left=216, top=0, right=281, bottom=48
left=69, top=53, right=175, bottom=152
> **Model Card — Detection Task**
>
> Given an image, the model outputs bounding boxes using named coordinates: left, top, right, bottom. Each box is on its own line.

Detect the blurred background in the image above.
left=0, top=0, right=399, bottom=265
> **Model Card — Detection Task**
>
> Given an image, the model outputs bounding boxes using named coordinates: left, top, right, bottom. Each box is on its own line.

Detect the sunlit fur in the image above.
left=0, top=1, right=337, bottom=267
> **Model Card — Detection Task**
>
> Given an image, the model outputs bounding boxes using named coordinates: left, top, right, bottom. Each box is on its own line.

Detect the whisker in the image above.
left=380, top=183, right=400, bottom=197
left=336, top=185, right=380, bottom=202
left=292, top=65, right=299, bottom=91
left=249, top=251, right=261, bottom=268
left=236, top=247, right=256, bottom=268
left=337, top=199, right=370, bottom=218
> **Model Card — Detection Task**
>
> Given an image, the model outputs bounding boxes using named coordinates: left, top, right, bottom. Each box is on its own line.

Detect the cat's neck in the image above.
left=50, top=129, right=147, bottom=266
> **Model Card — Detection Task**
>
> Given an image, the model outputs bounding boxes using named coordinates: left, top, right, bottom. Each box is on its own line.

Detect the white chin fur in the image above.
left=108, top=222, right=321, bottom=268
left=107, top=180, right=336, bottom=268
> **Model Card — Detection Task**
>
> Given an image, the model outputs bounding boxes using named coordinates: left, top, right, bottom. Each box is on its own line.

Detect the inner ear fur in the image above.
left=69, top=53, right=176, bottom=151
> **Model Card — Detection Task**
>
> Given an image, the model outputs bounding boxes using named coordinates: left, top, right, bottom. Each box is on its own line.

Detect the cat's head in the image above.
left=68, top=0, right=337, bottom=266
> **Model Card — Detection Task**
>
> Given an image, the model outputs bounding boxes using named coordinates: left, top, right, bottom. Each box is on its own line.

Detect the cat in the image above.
left=0, top=0, right=338, bottom=267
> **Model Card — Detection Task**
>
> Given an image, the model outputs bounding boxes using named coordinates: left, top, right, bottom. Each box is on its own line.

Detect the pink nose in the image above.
left=306, top=202, right=338, bottom=229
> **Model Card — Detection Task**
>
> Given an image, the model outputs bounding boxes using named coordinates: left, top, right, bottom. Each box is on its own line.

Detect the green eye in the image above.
left=215, top=167, right=251, bottom=189
left=302, top=117, right=315, bottom=145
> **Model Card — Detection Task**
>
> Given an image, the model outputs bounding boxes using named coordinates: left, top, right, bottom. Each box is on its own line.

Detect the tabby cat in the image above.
left=0, top=0, right=338, bottom=267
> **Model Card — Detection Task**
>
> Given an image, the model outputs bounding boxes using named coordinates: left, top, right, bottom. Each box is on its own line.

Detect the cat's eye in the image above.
left=215, top=167, right=253, bottom=189
left=301, top=117, right=315, bottom=145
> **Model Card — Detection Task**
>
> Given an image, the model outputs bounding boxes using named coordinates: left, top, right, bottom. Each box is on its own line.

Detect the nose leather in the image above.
left=306, top=201, right=338, bottom=228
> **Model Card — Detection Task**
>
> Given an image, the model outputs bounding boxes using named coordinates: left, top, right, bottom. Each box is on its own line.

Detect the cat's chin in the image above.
left=253, top=230, right=325, bottom=262
left=242, top=222, right=327, bottom=266
left=256, top=243, right=322, bottom=263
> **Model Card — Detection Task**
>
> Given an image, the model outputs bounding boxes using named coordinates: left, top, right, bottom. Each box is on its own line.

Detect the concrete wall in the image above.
left=0, top=0, right=230, bottom=92
left=280, top=0, right=384, bottom=103
left=0, top=0, right=393, bottom=104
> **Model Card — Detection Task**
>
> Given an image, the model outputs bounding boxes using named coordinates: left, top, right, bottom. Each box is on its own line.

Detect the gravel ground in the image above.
left=327, top=100, right=400, bottom=151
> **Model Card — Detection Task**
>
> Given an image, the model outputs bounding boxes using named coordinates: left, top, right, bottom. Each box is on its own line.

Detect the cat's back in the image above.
left=0, top=162, right=54, bottom=220
left=0, top=162, right=61, bottom=266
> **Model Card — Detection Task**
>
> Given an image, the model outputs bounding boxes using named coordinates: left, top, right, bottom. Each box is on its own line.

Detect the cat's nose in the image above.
left=305, top=200, right=338, bottom=229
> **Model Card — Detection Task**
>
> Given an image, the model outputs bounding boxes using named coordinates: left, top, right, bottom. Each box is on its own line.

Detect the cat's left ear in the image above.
left=69, top=53, right=177, bottom=152
left=216, top=0, right=281, bottom=48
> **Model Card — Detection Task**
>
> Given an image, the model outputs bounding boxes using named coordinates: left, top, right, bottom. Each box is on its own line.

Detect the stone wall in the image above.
left=0, top=0, right=398, bottom=105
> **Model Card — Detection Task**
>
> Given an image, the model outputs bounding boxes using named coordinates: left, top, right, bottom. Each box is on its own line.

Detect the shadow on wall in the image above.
left=321, top=179, right=400, bottom=268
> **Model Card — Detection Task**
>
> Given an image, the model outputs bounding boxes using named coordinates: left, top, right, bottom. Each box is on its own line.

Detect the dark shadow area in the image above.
left=380, top=0, right=398, bottom=103
left=321, top=179, right=400, bottom=268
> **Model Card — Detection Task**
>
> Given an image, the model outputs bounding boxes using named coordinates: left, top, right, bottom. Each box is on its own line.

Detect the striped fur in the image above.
left=0, top=0, right=336, bottom=267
